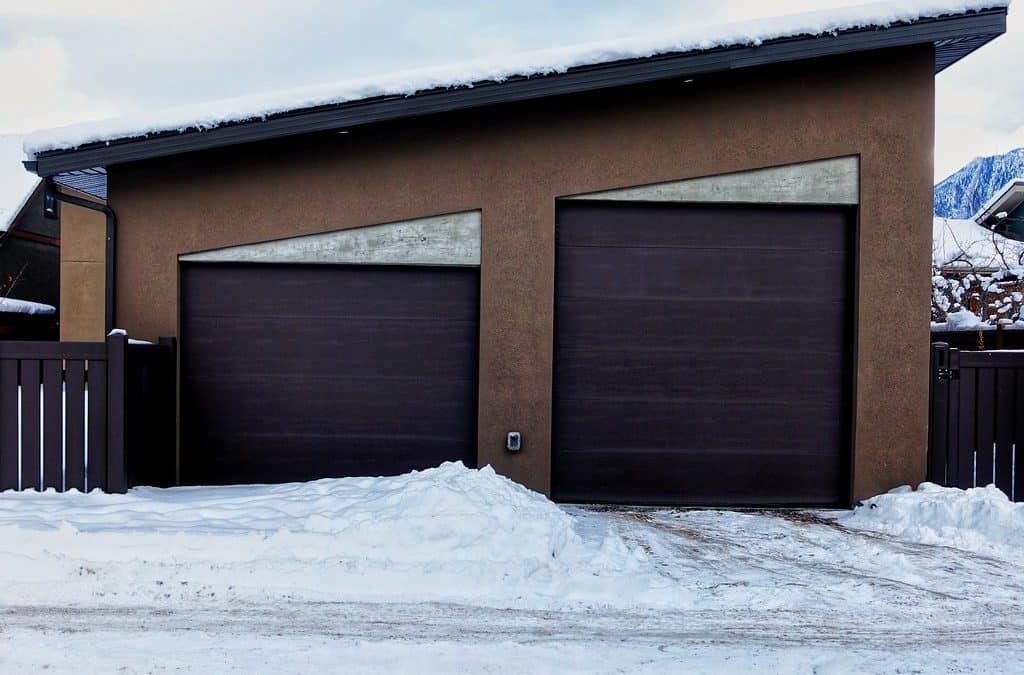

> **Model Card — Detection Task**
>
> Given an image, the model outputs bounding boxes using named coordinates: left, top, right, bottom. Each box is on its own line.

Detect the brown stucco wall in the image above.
left=98, top=46, right=935, bottom=502
left=58, top=188, right=107, bottom=342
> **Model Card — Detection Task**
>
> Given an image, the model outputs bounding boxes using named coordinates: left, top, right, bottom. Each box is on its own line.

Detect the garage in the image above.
left=553, top=201, right=853, bottom=505
left=180, top=261, right=480, bottom=485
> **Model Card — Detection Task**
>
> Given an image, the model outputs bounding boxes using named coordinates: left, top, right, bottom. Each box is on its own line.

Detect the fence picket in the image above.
left=974, top=368, right=996, bottom=487
left=994, top=368, right=1015, bottom=497
left=955, top=366, right=977, bottom=490
left=87, top=360, right=107, bottom=492
left=65, top=361, right=86, bottom=492
left=42, top=360, right=63, bottom=491
left=20, top=359, right=41, bottom=491
left=0, top=360, right=17, bottom=490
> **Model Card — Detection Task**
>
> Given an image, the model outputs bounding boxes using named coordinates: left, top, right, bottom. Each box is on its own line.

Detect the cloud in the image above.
left=0, top=35, right=120, bottom=134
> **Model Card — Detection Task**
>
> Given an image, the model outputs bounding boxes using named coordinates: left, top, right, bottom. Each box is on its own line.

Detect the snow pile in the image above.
left=24, top=1, right=1007, bottom=157
left=0, top=297, right=56, bottom=315
left=0, top=134, right=40, bottom=232
left=0, top=463, right=668, bottom=608
left=839, top=482, right=1024, bottom=560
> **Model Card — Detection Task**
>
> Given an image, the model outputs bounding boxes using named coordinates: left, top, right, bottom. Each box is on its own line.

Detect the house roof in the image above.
left=974, top=178, right=1024, bottom=227
left=24, top=1, right=1008, bottom=178
left=0, top=135, right=41, bottom=233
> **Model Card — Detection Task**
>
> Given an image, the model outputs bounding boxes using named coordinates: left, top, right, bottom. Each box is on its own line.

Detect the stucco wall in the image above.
left=98, top=46, right=935, bottom=502
left=58, top=190, right=107, bottom=342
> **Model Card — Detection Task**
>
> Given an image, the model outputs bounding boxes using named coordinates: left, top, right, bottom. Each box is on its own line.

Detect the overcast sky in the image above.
left=0, top=0, right=1020, bottom=181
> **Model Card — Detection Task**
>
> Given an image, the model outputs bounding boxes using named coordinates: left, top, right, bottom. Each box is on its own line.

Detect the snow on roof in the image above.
left=0, top=297, right=56, bottom=315
left=0, top=135, right=40, bottom=233
left=23, top=0, right=1009, bottom=159
left=933, top=215, right=1024, bottom=271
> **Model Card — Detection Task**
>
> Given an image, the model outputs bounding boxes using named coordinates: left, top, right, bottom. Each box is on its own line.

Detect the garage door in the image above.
left=180, top=262, right=479, bottom=485
left=553, top=201, right=852, bottom=505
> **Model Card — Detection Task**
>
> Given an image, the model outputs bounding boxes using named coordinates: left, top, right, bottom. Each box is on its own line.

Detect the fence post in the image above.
left=159, top=335, right=178, bottom=488
left=106, top=332, right=128, bottom=493
left=928, top=342, right=951, bottom=485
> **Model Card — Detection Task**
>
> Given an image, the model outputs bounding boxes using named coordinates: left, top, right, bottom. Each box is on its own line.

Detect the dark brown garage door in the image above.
left=180, top=262, right=479, bottom=485
left=553, top=201, right=852, bottom=506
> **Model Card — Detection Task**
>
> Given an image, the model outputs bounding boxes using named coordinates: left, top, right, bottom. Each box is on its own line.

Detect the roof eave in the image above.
left=30, top=7, right=1008, bottom=177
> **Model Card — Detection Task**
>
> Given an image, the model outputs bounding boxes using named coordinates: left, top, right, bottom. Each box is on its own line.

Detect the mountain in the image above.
left=934, top=148, right=1024, bottom=219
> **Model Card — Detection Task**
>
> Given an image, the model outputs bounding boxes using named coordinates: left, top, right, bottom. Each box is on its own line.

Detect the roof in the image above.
left=974, top=178, right=1024, bottom=227
left=0, top=135, right=41, bottom=233
left=24, top=0, right=1009, bottom=177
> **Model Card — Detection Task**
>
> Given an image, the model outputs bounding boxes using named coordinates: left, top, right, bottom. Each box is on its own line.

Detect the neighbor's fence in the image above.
left=0, top=333, right=176, bottom=493
left=929, top=342, right=1023, bottom=501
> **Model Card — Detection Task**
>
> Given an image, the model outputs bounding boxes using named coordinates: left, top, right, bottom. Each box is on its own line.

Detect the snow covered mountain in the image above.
left=935, top=148, right=1024, bottom=219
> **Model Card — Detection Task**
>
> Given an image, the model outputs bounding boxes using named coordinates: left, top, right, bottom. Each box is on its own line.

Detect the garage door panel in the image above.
left=184, top=375, right=476, bottom=435
left=554, top=201, right=851, bottom=505
left=556, top=246, right=847, bottom=300
left=183, top=315, right=478, bottom=378
left=188, top=434, right=476, bottom=486
left=559, top=202, right=849, bottom=251
left=556, top=298, right=846, bottom=351
left=553, top=448, right=845, bottom=505
left=556, top=349, right=843, bottom=401
left=183, top=264, right=479, bottom=321
left=181, top=262, right=479, bottom=485
left=554, top=398, right=843, bottom=452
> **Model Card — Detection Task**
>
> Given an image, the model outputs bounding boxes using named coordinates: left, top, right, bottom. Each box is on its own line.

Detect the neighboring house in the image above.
left=975, top=178, right=1024, bottom=239
left=931, top=186, right=1024, bottom=336
left=22, top=3, right=1007, bottom=505
left=0, top=135, right=58, bottom=339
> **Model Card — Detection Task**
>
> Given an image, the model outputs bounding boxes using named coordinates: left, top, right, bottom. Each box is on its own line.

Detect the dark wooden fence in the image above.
left=0, top=333, right=175, bottom=493
left=929, top=342, right=1023, bottom=501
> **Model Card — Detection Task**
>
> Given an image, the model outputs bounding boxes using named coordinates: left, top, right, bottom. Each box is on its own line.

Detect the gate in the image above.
left=929, top=342, right=1023, bottom=501
left=0, top=333, right=176, bottom=493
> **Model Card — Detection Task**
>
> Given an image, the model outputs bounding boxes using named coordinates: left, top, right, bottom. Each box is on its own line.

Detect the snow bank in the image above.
left=839, top=482, right=1024, bottom=560
left=0, top=463, right=670, bottom=609
left=0, top=297, right=56, bottom=315
left=24, top=0, right=1008, bottom=157
left=0, top=134, right=39, bottom=233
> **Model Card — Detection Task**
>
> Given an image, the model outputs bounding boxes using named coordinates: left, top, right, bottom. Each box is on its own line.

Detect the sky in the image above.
left=0, top=0, right=1020, bottom=181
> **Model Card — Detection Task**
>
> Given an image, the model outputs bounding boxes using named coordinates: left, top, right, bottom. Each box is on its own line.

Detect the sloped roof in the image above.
left=974, top=178, right=1024, bottom=227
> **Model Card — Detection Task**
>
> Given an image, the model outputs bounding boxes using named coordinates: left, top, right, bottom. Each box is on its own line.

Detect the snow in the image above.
left=933, top=215, right=1024, bottom=271
left=23, top=0, right=1008, bottom=158
left=840, top=482, right=1024, bottom=561
left=0, top=297, right=56, bottom=315
left=1, top=463, right=1023, bottom=671
left=0, top=134, right=40, bottom=233
left=0, top=463, right=665, bottom=609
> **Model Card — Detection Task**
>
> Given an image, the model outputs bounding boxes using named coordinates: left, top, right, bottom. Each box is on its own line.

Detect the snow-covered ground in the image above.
left=0, top=463, right=1021, bottom=673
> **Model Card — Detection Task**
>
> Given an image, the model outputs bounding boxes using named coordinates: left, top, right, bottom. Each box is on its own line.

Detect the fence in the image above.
left=0, top=333, right=175, bottom=493
left=929, top=342, right=1023, bottom=501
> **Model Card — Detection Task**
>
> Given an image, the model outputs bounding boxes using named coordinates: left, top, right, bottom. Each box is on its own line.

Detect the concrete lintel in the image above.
left=180, top=210, right=481, bottom=266
left=564, top=156, right=859, bottom=205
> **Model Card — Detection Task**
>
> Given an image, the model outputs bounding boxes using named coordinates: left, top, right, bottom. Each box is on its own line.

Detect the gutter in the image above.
left=45, top=179, right=117, bottom=333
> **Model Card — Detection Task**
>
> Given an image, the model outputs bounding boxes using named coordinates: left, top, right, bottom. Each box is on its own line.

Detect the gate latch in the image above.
left=937, top=367, right=959, bottom=381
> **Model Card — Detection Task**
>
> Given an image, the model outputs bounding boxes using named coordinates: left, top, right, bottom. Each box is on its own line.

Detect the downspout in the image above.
left=44, top=178, right=117, bottom=334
